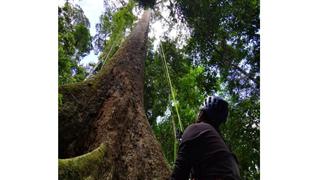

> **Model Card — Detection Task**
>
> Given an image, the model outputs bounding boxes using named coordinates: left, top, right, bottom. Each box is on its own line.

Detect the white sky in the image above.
left=59, top=0, right=190, bottom=66
left=59, top=0, right=104, bottom=65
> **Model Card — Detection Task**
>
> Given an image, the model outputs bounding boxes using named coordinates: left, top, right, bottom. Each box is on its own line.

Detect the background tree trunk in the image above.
left=59, top=9, right=171, bottom=179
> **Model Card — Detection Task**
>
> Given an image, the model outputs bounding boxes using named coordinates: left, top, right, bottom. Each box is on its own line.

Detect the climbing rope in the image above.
left=159, top=42, right=182, bottom=162
left=159, top=42, right=183, bottom=132
left=85, top=44, right=114, bottom=80
left=86, top=35, right=124, bottom=79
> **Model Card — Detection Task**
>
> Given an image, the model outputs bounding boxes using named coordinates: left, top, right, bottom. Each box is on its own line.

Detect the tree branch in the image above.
left=212, top=46, right=259, bottom=85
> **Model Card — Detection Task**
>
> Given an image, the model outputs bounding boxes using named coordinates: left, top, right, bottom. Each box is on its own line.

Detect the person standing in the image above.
left=171, top=96, right=240, bottom=180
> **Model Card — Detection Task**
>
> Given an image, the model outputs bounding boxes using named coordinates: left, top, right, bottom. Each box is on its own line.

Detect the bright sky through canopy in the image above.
left=58, top=0, right=190, bottom=66
left=59, top=0, right=104, bottom=65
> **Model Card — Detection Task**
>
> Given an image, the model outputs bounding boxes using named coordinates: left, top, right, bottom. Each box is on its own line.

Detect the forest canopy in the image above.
left=58, top=0, right=260, bottom=179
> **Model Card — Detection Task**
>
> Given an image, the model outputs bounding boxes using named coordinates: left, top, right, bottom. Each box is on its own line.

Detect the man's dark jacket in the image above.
left=171, top=122, right=240, bottom=180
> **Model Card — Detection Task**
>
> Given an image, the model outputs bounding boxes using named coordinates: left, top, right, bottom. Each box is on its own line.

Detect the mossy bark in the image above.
left=59, top=143, right=108, bottom=180
left=59, top=9, right=171, bottom=179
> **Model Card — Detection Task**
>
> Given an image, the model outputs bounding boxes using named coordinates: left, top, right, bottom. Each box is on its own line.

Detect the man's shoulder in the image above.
left=182, top=122, right=215, bottom=142
left=185, top=122, right=214, bottom=131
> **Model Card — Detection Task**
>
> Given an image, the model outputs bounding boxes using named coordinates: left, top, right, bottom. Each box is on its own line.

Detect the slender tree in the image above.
left=59, top=9, right=171, bottom=179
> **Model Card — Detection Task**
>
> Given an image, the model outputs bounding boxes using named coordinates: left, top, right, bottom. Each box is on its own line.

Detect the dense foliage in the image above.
left=146, top=1, right=260, bottom=179
left=58, top=0, right=260, bottom=179
left=144, top=39, right=206, bottom=163
left=168, top=1, right=260, bottom=178
left=58, top=2, right=92, bottom=85
left=90, top=0, right=136, bottom=75
left=135, top=0, right=156, bottom=8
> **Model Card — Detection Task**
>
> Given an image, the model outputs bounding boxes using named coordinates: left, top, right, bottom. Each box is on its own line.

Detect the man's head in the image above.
left=197, top=96, right=229, bottom=128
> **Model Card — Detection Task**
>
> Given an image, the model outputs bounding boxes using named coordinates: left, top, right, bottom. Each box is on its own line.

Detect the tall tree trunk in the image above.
left=59, top=9, right=171, bottom=179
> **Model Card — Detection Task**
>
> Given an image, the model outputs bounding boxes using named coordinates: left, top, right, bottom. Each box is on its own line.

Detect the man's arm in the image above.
left=171, top=141, right=193, bottom=180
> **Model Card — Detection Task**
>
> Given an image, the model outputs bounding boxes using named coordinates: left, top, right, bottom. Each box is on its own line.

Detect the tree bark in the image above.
left=59, top=9, right=171, bottom=179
